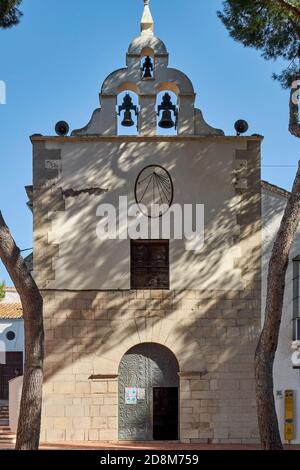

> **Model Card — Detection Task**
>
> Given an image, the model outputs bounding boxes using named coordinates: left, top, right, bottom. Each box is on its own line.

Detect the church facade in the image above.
left=32, top=1, right=262, bottom=444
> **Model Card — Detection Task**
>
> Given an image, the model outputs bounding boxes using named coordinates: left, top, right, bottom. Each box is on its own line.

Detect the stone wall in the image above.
left=41, top=287, right=260, bottom=444
left=42, top=377, right=118, bottom=442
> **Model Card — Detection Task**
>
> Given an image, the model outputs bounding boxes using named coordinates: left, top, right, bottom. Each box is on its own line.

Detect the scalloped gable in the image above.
left=72, top=0, right=224, bottom=137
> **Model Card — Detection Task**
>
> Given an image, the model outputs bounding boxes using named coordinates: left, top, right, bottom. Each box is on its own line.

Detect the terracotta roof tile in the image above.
left=0, top=303, right=23, bottom=319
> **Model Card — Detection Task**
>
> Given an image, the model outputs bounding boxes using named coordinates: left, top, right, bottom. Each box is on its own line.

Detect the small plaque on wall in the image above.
left=137, top=388, right=145, bottom=400
left=125, top=387, right=137, bottom=404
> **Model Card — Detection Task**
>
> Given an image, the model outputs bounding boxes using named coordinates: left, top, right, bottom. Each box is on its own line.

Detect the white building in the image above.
left=1, top=1, right=297, bottom=446
left=262, top=181, right=300, bottom=444
left=26, top=1, right=299, bottom=445
left=0, top=287, right=24, bottom=402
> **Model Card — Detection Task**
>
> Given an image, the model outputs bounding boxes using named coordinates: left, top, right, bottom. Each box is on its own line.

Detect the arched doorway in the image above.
left=118, top=343, right=179, bottom=441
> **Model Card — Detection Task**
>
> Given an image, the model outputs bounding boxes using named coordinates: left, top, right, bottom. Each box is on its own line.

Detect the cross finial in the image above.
left=141, top=0, right=154, bottom=35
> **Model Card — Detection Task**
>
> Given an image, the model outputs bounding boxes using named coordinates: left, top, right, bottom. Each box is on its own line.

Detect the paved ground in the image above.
left=1, top=441, right=300, bottom=451
left=41, top=442, right=262, bottom=451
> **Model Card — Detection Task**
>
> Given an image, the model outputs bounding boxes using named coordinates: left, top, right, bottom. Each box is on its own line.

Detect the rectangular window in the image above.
left=131, top=240, right=169, bottom=290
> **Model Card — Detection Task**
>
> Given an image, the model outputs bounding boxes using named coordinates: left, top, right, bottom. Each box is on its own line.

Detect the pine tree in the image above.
left=218, top=0, right=300, bottom=450
left=218, top=1, right=300, bottom=136
left=0, top=1, right=44, bottom=450
left=0, top=0, right=23, bottom=29
left=218, top=1, right=300, bottom=87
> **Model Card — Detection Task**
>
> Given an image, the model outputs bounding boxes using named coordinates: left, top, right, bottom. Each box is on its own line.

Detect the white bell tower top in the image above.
left=72, top=0, right=224, bottom=138
left=141, top=0, right=154, bottom=35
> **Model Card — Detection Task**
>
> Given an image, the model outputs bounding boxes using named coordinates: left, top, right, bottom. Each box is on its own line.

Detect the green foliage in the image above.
left=0, top=0, right=23, bottom=29
left=218, top=0, right=300, bottom=87
left=0, top=282, right=5, bottom=300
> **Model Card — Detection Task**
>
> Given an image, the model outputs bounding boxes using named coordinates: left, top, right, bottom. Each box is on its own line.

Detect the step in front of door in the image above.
left=0, top=427, right=16, bottom=445
left=0, top=405, right=9, bottom=426
left=0, top=420, right=9, bottom=427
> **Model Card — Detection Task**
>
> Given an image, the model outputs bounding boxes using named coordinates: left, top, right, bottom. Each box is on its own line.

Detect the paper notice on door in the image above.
left=125, top=387, right=137, bottom=404
left=137, top=388, right=145, bottom=400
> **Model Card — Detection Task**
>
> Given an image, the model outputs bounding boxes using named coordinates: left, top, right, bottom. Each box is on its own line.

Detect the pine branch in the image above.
left=272, top=0, right=300, bottom=20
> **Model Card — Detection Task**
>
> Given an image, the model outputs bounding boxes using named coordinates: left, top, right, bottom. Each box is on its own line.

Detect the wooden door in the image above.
left=0, top=352, right=23, bottom=400
left=153, top=387, right=179, bottom=441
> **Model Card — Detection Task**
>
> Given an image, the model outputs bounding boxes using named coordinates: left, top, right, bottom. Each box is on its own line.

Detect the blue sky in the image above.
left=0, top=0, right=299, bottom=284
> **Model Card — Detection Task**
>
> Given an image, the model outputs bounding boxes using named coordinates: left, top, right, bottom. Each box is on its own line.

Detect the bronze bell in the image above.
left=142, top=56, right=153, bottom=79
left=158, top=110, right=175, bottom=129
left=121, top=110, right=135, bottom=127
left=143, top=67, right=152, bottom=79
left=157, top=92, right=178, bottom=130
left=118, top=93, right=138, bottom=128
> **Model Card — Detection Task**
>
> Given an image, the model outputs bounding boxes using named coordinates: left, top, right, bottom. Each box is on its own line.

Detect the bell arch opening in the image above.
left=118, top=342, right=180, bottom=441
left=156, top=90, right=178, bottom=136
left=140, top=47, right=155, bottom=80
left=156, top=81, right=180, bottom=96
left=117, top=90, right=139, bottom=136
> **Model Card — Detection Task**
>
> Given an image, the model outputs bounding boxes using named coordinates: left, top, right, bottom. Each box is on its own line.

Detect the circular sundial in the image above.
left=135, top=165, right=173, bottom=217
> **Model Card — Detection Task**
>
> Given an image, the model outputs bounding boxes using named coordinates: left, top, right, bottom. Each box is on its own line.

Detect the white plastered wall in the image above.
left=262, top=186, right=300, bottom=444
left=0, top=320, right=24, bottom=363
left=45, top=138, right=250, bottom=291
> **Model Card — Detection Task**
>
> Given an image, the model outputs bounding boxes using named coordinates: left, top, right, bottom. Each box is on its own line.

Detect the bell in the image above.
left=121, top=110, right=134, bottom=127
left=143, top=68, right=152, bottom=79
left=118, top=93, right=138, bottom=128
left=142, top=56, right=153, bottom=79
left=158, top=110, right=175, bottom=129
